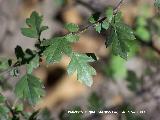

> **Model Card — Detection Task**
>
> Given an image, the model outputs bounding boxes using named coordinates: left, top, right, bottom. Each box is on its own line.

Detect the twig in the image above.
left=76, top=0, right=124, bottom=35
left=76, top=0, right=160, bottom=55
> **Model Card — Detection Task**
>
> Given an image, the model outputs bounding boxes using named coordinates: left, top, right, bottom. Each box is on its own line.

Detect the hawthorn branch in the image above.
left=0, top=0, right=124, bottom=77
left=76, top=0, right=160, bottom=55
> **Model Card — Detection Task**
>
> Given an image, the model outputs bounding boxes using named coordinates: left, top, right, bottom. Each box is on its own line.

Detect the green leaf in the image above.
left=102, top=20, right=109, bottom=30
left=135, top=26, right=150, bottom=42
left=65, top=34, right=80, bottom=42
left=106, top=12, right=135, bottom=59
left=155, top=0, right=160, bottom=8
left=21, top=11, right=48, bottom=38
left=95, top=23, right=102, bottom=33
left=67, top=53, right=96, bottom=87
left=26, top=55, right=39, bottom=74
left=15, top=74, right=44, bottom=104
left=0, top=105, right=9, bottom=119
left=88, top=12, right=100, bottom=23
left=65, top=23, right=79, bottom=32
left=43, top=37, right=72, bottom=63
left=135, top=17, right=150, bottom=42
left=15, top=104, right=23, bottom=112
left=88, top=92, right=104, bottom=111
left=105, top=7, right=113, bottom=22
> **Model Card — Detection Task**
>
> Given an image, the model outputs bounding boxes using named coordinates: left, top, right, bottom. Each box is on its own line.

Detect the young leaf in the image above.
left=65, top=34, right=80, bottom=42
left=101, top=7, right=113, bottom=30
left=65, top=23, right=79, bottom=32
left=21, top=11, right=48, bottom=38
left=95, top=23, right=102, bottom=33
left=15, top=74, right=44, bottom=104
left=106, top=12, right=135, bottom=59
left=67, top=53, right=96, bottom=87
left=88, top=12, right=100, bottom=23
left=42, top=37, right=72, bottom=63
left=102, top=20, right=109, bottom=30
left=105, top=7, right=113, bottom=22
left=26, top=55, right=39, bottom=74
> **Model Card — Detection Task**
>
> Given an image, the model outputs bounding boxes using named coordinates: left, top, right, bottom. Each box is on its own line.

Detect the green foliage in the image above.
left=126, top=71, right=140, bottom=92
left=26, top=55, right=39, bottom=74
left=95, top=8, right=113, bottom=33
left=105, top=7, right=113, bottom=23
left=106, top=12, right=135, bottom=59
left=0, top=105, right=9, bottom=120
left=0, top=95, right=9, bottom=120
left=65, top=34, right=80, bottom=42
left=21, top=11, right=48, bottom=38
left=67, top=53, right=96, bottom=87
left=110, top=56, right=127, bottom=79
left=42, top=37, right=72, bottom=63
left=65, top=23, right=79, bottom=32
left=15, top=74, right=44, bottom=104
left=135, top=17, right=150, bottom=41
left=95, top=23, right=102, bottom=33
left=88, top=92, right=104, bottom=111
left=88, top=12, right=100, bottom=23
left=155, top=0, right=160, bottom=8
left=102, top=20, right=109, bottom=30
left=0, top=95, right=5, bottom=103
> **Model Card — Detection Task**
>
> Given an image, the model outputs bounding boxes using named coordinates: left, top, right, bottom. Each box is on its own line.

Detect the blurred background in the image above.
left=0, top=0, right=160, bottom=120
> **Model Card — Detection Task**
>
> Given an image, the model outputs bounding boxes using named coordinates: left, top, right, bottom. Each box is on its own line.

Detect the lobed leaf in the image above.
left=67, top=53, right=96, bottom=87
left=15, top=74, right=44, bottom=104
left=42, top=37, right=72, bottom=63
left=65, top=23, right=79, bottom=32
left=106, top=12, right=135, bottom=60
left=21, top=11, right=48, bottom=38
left=26, top=55, right=40, bottom=74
